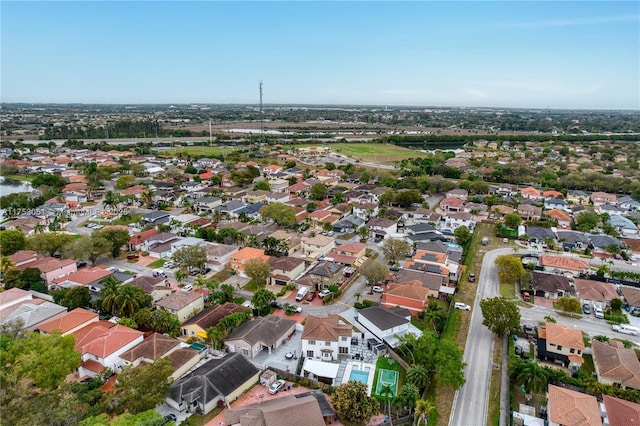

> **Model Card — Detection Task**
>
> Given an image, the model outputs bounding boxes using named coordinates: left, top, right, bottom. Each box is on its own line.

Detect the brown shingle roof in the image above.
left=155, top=292, right=203, bottom=311
left=621, top=286, right=640, bottom=307
left=119, top=333, right=181, bottom=362
left=182, top=302, right=250, bottom=329
left=574, top=279, right=619, bottom=303
left=531, top=271, right=572, bottom=293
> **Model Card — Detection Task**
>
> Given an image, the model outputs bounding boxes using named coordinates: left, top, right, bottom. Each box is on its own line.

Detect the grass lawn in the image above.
left=488, top=335, right=504, bottom=426
left=213, top=269, right=233, bottom=283
left=178, top=406, right=223, bottom=426
left=296, top=143, right=425, bottom=165
left=0, top=173, right=35, bottom=182
left=148, top=259, right=166, bottom=268
left=499, top=281, right=517, bottom=299
left=153, top=146, right=235, bottom=157
left=110, top=213, right=141, bottom=226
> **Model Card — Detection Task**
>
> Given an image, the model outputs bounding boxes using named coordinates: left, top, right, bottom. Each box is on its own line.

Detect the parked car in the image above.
left=189, top=269, right=201, bottom=276
left=164, top=414, right=177, bottom=423
left=522, top=323, right=536, bottom=335
left=372, top=286, right=384, bottom=293
left=594, top=307, right=605, bottom=319
left=582, top=303, right=591, bottom=315
left=270, top=300, right=283, bottom=309
left=306, top=291, right=316, bottom=301
left=454, top=302, right=471, bottom=311
left=285, top=304, right=302, bottom=314
left=268, top=379, right=286, bottom=395
left=153, top=269, right=167, bottom=278
left=318, top=289, right=332, bottom=298
left=164, top=261, right=175, bottom=269
left=126, top=253, right=139, bottom=260
left=76, top=261, right=87, bottom=268
left=468, top=273, right=476, bottom=282
left=515, top=345, right=524, bottom=356
left=182, top=284, right=193, bottom=292
left=389, top=265, right=400, bottom=272
left=503, top=238, right=509, bottom=243
left=612, top=324, right=640, bottom=335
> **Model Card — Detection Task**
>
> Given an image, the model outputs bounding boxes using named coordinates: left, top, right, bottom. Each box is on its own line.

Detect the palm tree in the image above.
left=141, top=190, right=154, bottom=207
left=354, top=292, right=362, bottom=303
left=175, top=270, right=188, bottom=284
left=211, top=209, right=222, bottom=228
left=357, top=226, right=370, bottom=242
left=414, top=399, right=435, bottom=426
left=0, top=256, right=15, bottom=280
left=114, top=285, right=148, bottom=317
left=516, top=361, right=549, bottom=395
left=99, top=275, right=121, bottom=316
left=380, top=383, right=394, bottom=426
left=407, top=364, right=430, bottom=391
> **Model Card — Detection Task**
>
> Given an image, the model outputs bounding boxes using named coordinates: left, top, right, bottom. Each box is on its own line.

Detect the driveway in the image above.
left=534, top=296, right=554, bottom=309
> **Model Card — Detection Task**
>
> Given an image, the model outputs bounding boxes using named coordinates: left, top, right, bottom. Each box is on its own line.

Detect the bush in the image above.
left=355, top=300, right=377, bottom=309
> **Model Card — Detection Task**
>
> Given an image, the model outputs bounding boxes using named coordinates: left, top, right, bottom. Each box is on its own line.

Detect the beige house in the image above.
left=130, top=275, right=172, bottom=304
left=243, top=190, right=269, bottom=204
left=301, top=315, right=352, bottom=361
left=267, top=230, right=302, bottom=256
left=224, top=316, right=296, bottom=358
left=181, top=302, right=250, bottom=340
left=537, top=322, right=585, bottom=368
left=268, top=256, right=306, bottom=286
left=155, top=292, right=204, bottom=323
left=301, top=235, right=335, bottom=259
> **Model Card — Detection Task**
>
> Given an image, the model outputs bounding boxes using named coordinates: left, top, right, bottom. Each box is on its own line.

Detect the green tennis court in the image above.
left=375, top=368, right=399, bottom=396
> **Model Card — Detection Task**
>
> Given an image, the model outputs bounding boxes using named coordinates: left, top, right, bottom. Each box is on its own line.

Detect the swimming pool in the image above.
left=349, top=369, right=369, bottom=384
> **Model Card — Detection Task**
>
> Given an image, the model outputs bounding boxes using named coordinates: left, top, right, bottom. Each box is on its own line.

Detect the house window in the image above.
left=570, top=348, right=575, bottom=354
left=307, top=350, right=314, bottom=358
left=557, top=345, right=563, bottom=351
left=242, top=349, right=249, bottom=356
left=309, top=340, right=315, bottom=345
left=325, top=341, right=331, bottom=346
left=342, top=336, right=348, bottom=341
left=339, top=347, right=349, bottom=354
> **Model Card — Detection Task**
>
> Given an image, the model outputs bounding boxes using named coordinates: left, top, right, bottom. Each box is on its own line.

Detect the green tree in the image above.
left=395, top=190, right=422, bottom=208
left=106, top=358, right=174, bottom=415
left=415, top=399, right=436, bottom=426
left=115, top=174, right=136, bottom=189
left=0, top=230, right=26, bottom=255
left=95, top=228, right=131, bottom=258
left=172, top=244, right=207, bottom=271
left=133, top=308, right=181, bottom=337
left=261, top=236, right=288, bottom=257
left=98, top=275, right=122, bottom=316
left=610, top=298, right=623, bottom=311
left=504, top=212, right=523, bottom=228
left=27, top=232, right=74, bottom=257
left=332, top=380, right=380, bottom=425
left=64, top=234, right=111, bottom=266
left=212, top=284, right=236, bottom=304
left=244, top=257, right=271, bottom=287
left=260, top=202, right=296, bottom=227
left=495, top=255, right=526, bottom=284
left=453, top=226, right=472, bottom=247
left=407, top=364, right=430, bottom=390
left=3, top=268, right=24, bottom=289
left=309, top=182, right=328, bottom=200
left=480, top=297, right=521, bottom=337
left=32, top=173, right=65, bottom=189
left=379, top=190, right=396, bottom=206
left=52, top=286, right=92, bottom=310
left=357, top=226, right=371, bottom=242
left=1, top=331, right=81, bottom=390
left=361, top=260, right=388, bottom=293
left=434, top=339, right=466, bottom=388
left=575, top=211, right=600, bottom=232
left=556, top=296, right=581, bottom=313
left=0, top=255, right=15, bottom=279
left=251, top=288, right=275, bottom=316
left=254, top=180, right=271, bottom=191
left=381, top=238, right=412, bottom=265
left=513, top=360, right=549, bottom=394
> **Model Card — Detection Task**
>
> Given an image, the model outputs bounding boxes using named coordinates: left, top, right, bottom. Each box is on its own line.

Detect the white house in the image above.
left=301, top=315, right=352, bottom=362
left=355, top=305, right=422, bottom=347
left=440, top=212, right=475, bottom=233
left=180, top=181, right=204, bottom=192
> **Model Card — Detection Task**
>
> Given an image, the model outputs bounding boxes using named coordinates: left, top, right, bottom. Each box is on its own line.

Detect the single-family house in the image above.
left=51, top=267, right=113, bottom=291
left=141, top=210, right=171, bottom=224
left=441, top=212, right=475, bottom=233
left=439, top=197, right=464, bottom=212
left=588, top=234, right=626, bottom=255
left=1, top=300, right=67, bottom=331
left=602, top=395, right=640, bottom=426
left=567, top=190, right=589, bottom=205
left=267, top=230, right=302, bottom=256
left=268, top=256, right=306, bottom=286
left=204, top=243, right=239, bottom=272
left=547, top=385, right=602, bottom=426
left=355, top=304, right=422, bottom=347
left=391, top=268, right=450, bottom=299
left=382, top=280, right=431, bottom=314
left=37, top=307, right=99, bottom=335
left=573, top=279, right=619, bottom=308
left=326, top=242, right=367, bottom=267
left=181, top=302, right=251, bottom=340
left=608, top=215, right=639, bottom=236
left=591, top=191, right=617, bottom=206
left=546, top=209, right=572, bottom=228
left=155, top=292, right=205, bottom=323
left=592, top=340, right=640, bottom=390
left=539, top=255, right=590, bottom=277
left=119, top=333, right=201, bottom=380
left=224, top=391, right=332, bottom=426
left=445, top=188, right=468, bottom=200
left=230, top=247, right=270, bottom=277
left=194, top=196, right=222, bottom=213
left=545, top=198, right=570, bottom=212
left=167, top=353, right=259, bottom=415
left=366, top=217, right=397, bottom=241
left=620, top=287, right=640, bottom=315
left=180, top=181, right=204, bottom=192
left=518, top=204, right=543, bottom=221
left=130, top=275, right=173, bottom=304
left=301, top=315, right=352, bottom=361
left=531, top=271, right=573, bottom=299
left=556, top=230, right=590, bottom=251
left=301, top=235, right=335, bottom=259
left=74, top=324, right=144, bottom=377
left=520, top=186, right=543, bottom=200
left=537, top=322, right=585, bottom=368
left=296, top=261, right=343, bottom=291
left=17, top=257, right=78, bottom=285
left=224, top=315, right=296, bottom=358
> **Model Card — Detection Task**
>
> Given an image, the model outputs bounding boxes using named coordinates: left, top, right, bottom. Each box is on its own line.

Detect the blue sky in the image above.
left=2, top=1, right=639, bottom=109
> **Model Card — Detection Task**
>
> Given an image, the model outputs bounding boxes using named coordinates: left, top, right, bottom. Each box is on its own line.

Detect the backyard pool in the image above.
left=349, top=369, right=370, bottom=384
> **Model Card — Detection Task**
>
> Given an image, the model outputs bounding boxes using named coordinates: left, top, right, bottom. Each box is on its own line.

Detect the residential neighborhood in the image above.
left=1, top=128, right=640, bottom=426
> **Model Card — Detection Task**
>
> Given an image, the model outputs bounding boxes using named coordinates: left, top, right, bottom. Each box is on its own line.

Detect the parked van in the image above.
left=295, top=286, right=309, bottom=302
left=481, top=237, right=489, bottom=245
left=612, top=324, right=640, bottom=336
left=594, top=307, right=605, bottom=319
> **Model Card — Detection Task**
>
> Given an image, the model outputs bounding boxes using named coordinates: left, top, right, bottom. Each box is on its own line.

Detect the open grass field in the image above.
left=297, top=143, right=425, bottom=164
left=153, top=146, right=236, bottom=157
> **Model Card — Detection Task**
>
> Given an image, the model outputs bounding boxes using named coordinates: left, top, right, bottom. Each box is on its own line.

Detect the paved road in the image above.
left=449, top=247, right=523, bottom=426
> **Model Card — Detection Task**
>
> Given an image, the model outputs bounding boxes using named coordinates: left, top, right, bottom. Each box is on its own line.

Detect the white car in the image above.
left=454, top=302, right=471, bottom=311
left=372, top=286, right=384, bottom=293
left=268, top=379, right=286, bottom=394
left=318, top=289, right=332, bottom=298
